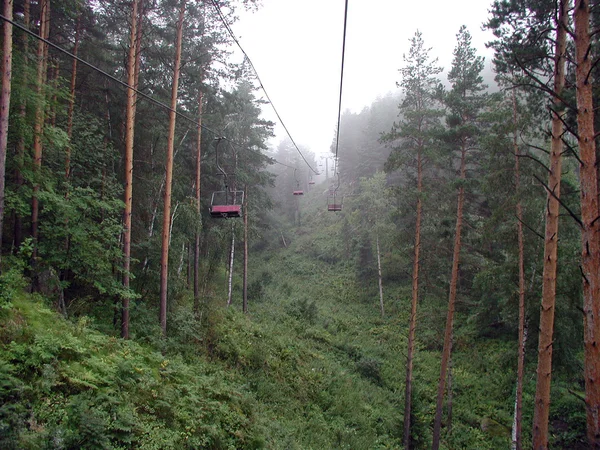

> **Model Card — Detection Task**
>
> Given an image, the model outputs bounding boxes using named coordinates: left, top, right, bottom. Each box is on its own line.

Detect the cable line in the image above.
left=0, top=13, right=281, bottom=169
left=332, top=0, right=349, bottom=178
left=208, top=0, right=318, bottom=175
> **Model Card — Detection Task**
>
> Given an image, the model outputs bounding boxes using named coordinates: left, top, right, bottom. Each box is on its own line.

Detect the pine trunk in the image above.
left=574, top=0, right=600, bottom=446
left=159, top=1, right=186, bottom=336
left=0, top=0, right=13, bottom=265
left=243, top=185, right=248, bottom=314
left=121, top=0, right=140, bottom=339
left=432, top=140, right=466, bottom=450
left=31, top=0, right=50, bottom=261
left=194, top=89, right=203, bottom=313
left=532, top=1, right=568, bottom=447
left=404, top=145, right=423, bottom=449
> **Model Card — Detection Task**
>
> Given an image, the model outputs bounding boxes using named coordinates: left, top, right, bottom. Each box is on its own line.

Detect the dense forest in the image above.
left=0, top=0, right=599, bottom=448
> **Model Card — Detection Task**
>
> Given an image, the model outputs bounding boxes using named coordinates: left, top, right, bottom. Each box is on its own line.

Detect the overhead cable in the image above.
left=208, top=0, right=318, bottom=175
left=0, top=14, right=281, bottom=169
left=332, top=0, right=350, bottom=178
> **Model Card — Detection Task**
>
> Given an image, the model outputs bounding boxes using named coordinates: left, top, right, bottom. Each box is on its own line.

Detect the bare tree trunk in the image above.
left=13, top=0, right=29, bottom=252
left=513, top=324, right=529, bottom=450
left=404, top=145, right=423, bottom=450
left=31, top=0, right=50, bottom=262
left=573, top=1, right=600, bottom=446
left=227, top=223, right=235, bottom=307
left=121, top=0, right=141, bottom=339
left=376, top=233, right=384, bottom=318
left=512, top=83, right=527, bottom=450
left=159, top=0, right=186, bottom=336
left=194, top=89, right=203, bottom=313
left=532, top=1, right=568, bottom=447
left=65, top=10, right=82, bottom=180
left=447, top=355, right=453, bottom=437
left=0, top=0, right=13, bottom=266
left=432, top=139, right=466, bottom=450
left=243, top=185, right=248, bottom=313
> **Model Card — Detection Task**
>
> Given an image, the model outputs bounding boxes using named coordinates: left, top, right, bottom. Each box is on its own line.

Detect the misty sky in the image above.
left=233, top=0, right=496, bottom=157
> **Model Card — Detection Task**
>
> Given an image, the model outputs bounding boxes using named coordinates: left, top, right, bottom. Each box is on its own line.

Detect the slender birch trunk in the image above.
left=243, top=185, right=248, bottom=313
left=573, top=1, right=600, bottom=446
left=159, top=1, right=186, bottom=335
left=227, top=223, right=235, bottom=307
left=532, top=1, right=568, bottom=447
left=0, top=0, right=14, bottom=267
left=121, top=0, right=141, bottom=339
left=376, top=233, right=384, bottom=318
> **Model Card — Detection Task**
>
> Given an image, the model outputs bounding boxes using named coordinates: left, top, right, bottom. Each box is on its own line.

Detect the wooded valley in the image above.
left=0, top=0, right=599, bottom=448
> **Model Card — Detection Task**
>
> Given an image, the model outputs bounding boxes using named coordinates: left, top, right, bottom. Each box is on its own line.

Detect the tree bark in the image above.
left=404, top=144, right=423, bottom=450
left=121, top=0, right=141, bottom=339
left=159, top=0, right=186, bottom=336
left=243, top=185, right=248, bottom=314
left=194, top=89, right=203, bottom=313
left=31, top=0, right=50, bottom=262
left=573, top=0, right=600, bottom=446
left=0, top=0, right=13, bottom=266
left=532, top=1, right=568, bottom=447
left=432, top=139, right=466, bottom=450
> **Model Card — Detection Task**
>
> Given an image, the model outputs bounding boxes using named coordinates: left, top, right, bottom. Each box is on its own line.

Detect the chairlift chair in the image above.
left=293, top=168, right=304, bottom=195
left=327, top=195, right=343, bottom=212
left=210, top=190, right=244, bottom=218
left=209, top=137, right=244, bottom=218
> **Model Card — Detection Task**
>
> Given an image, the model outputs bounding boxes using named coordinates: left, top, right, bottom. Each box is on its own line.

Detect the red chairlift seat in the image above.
left=293, top=190, right=304, bottom=196
left=210, top=190, right=244, bottom=218
left=308, top=180, right=315, bottom=185
left=327, top=196, right=343, bottom=212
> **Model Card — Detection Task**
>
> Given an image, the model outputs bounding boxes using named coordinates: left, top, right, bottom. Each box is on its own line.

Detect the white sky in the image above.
left=232, top=0, right=496, bottom=157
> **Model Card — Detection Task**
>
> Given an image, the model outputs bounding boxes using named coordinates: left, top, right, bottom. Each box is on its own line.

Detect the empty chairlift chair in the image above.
left=209, top=137, right=244, bottom=218
left=327, top=195, right=343, bottom=212
left=293, top=168, right=304, bottom=195
left=210, top=190, right=244, bottom=218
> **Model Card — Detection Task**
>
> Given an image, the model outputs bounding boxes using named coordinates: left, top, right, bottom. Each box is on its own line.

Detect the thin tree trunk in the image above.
left=447, top=356, right=453, bottom=437
left=513, top=323, right=529, bottom=450
left=404, top=145, right=423, bottom=450
left=574, top=1, right=600, bottom=446
left=532, top=1, right=568, bottom=447
left=13, top=0, right=29, bottom=252
left=65, top=11, right=82, bottom=180
left=159, top=0, right=186, bottom=336
left=376, top=233, right=384, bottom=318
left=512, top=83, right=527, bottom=450
left=227, top=223, right=235, bottom=307
left=243, top=185, right=248, bottom=313
left=194, top=89, right=203, bottom=313
left=0, top=0, right=13, bottom=266
left=121, top=0, right=141, bottom=339
left=432, top=140, right=467, bottom=450
left=31, top=0, right=50, bottom=262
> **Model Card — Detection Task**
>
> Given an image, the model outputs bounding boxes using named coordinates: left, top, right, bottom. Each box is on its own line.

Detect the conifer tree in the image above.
left=432, top=26, right=486, bottom=450
left=383, top=30, right=442, bottom=449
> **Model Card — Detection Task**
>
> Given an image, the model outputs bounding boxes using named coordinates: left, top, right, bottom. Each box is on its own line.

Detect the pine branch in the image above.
left=533, top=174, right=584, bottom=228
